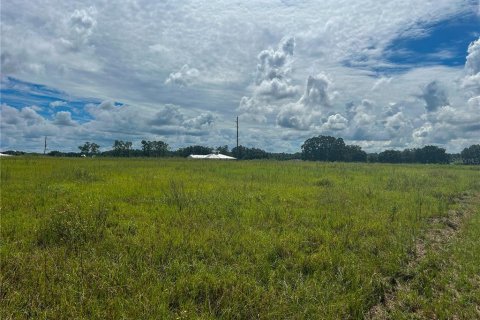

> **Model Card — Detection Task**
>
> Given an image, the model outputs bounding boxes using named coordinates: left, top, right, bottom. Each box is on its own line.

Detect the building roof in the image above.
left=188, top=153, right=236, bottom=160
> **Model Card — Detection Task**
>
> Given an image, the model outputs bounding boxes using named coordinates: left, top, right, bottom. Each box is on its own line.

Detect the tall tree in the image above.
left=141, top=140, right=152, bottom=156
left=78, top=142, right=100, bottom=156
left=78, top=142, right=91, bottom=155
left=142, top=140, right=169, bottom=157
left=113, top=140, right=133, bottom=157
left=301, top=136, right=346, bottom=161
left=151, top=140, right=168, bottom=156
left=90, top=143, right=100, bottom=155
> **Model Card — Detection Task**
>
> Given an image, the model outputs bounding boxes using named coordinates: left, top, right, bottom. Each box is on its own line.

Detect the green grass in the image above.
left=1, top=157, right=479, bottom=319
left=383, top=194, right=480, bottom=319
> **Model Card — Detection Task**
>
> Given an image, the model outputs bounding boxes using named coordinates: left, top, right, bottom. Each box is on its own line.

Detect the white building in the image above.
left=188, top=153, right=236, bottom=160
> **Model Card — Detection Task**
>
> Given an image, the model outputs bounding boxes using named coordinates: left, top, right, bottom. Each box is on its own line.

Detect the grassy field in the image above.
left=1, top=157, right=479, bottom=319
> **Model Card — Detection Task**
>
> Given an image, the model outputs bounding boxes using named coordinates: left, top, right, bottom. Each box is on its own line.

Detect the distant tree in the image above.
left=176, top=145, right=213, bottom=157
left=216, top=145, right=230, bottom=155
left=378, top=150, right=402, bottom=163
left=232, top=146, right=269, bottom=160
left=414, top=145, right=448, bottom=164
left=113, top=140, right=122, bottom=155
left=141, top=140, right=169, bottom=157
left=268, top=152, right=302, bottom=161
left=367, top=153, right=379, bottom=163
left=401, top=149, right=416, bottom=163
left=113, top=140, right=133, bottom=157
left=48, top=150, right=63, bottom=157
left=78, top=142, right=100, bottom=156
left=448, top=153, right=462, bottom=164
left=461, top=144, right=480, bottom=165
left=141, top=140, right=152, bottom=156
left=343, top=145, right=367, bottom=162
left=301, top=136, right=346, bottom=161
left=3, top=150, right=26, bottom=156
left=48, top=151, right=80, bottom=157
left=78, top=142, right=91, bottom=155
left=231, top=146, right=244, bottom=159
left=90, top=143, right=100, bottom=155
left=151, top=140, right=168, bottom=156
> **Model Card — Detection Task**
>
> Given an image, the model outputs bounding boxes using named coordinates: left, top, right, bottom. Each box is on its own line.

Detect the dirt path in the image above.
left=367, top=192, right=480, bottom=319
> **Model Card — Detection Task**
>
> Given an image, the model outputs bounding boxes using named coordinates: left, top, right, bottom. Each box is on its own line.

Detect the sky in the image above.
left=1, top=0, right=480, bottom=153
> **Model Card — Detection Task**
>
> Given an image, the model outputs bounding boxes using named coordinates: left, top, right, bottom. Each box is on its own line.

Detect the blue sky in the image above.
left=1, top=77, right=99, bottom=122
left=1, top=0, right=480, bottom=153
left=385, top=11, right=479, bottom=68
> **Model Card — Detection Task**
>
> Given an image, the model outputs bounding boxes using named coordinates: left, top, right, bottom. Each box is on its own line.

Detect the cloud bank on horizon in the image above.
left=1, top=0, right=479, bottom=153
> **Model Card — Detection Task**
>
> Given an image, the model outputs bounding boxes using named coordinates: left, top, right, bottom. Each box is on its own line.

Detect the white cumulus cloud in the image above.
left=462, top=37, right=480, bottom=97
left=54, top=111, right=77, bottom=126
left=276, top=73, right=335, bottom=130
left=165, top=65, right=200, bottom=87
left=322, top=114, right=349, bottom=131
left=49, top=100, right=68, bottom=108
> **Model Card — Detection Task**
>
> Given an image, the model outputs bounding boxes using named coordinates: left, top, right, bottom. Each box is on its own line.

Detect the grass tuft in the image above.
left=36, top=204, right=110, bottom=249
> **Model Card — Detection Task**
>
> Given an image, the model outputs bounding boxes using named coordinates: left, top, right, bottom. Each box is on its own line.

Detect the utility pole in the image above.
left=44, top=136, right=47, bottom=155
left=236, top=116, right=239, bottom=151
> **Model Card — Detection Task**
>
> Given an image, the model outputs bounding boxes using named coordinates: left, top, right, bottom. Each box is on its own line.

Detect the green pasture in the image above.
left=1, top=157, right=479, bottom=319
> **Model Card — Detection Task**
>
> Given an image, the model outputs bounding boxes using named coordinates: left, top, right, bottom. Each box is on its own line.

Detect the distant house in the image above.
left=188, top=153, right=236, bottom=160
left=188, top=154, right=208, bottom=159
left=0, top=153, right=12, bottom=157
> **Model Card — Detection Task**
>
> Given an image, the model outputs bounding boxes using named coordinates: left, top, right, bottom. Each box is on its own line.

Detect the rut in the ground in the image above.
left=367, top=192, right=480, bottom=319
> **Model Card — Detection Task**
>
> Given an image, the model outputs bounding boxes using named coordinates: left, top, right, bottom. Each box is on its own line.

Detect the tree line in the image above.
left=300, top=136, right=479, bottom=165
left=4, top=136, right=478, bottom=165
left=68, top=140, right=301, bottom=160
